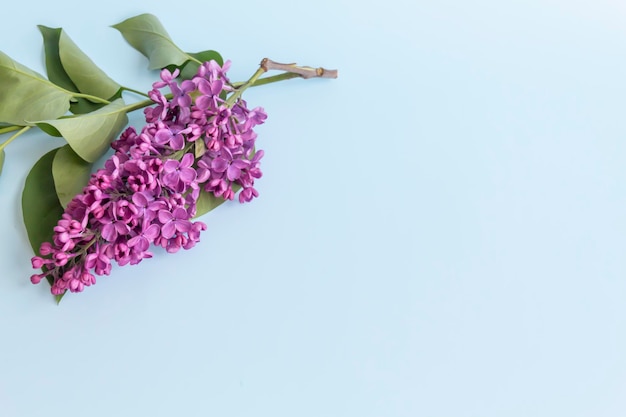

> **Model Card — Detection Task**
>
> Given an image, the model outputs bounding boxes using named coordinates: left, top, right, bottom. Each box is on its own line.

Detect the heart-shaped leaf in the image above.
left=33, top=98, right=128, bottom=162
left=112, top=13, right=190, bottom=70
left=39, top=26, right=121, bottom=114
left=0, top=51, right=72, bottom=125
left=52, top=144, right=92, bottom=208
left=22, top=148, right=65, bottom=256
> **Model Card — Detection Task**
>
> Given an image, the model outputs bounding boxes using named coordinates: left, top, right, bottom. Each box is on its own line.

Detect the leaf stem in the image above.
left=120, top=93, right=173, bottom=114
left=0, top=125, right=21, bottom=135
left=189, top=56, right=203, bottom=65
left=71, top=93, right=111, bottom=105
left=0, top=126, right=31, bottom=151
left=232, top=72, right=302, bottom=88
left=121, top=99, right=153, bottom=113
left=121, top=86, right=150, bottom=98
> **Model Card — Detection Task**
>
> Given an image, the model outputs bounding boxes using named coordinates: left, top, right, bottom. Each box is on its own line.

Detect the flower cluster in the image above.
left=30, top=60, right=267, bottom=295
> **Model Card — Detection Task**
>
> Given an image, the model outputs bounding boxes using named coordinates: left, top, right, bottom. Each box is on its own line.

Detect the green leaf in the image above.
left=0, top=51, right=72, bottom=125
left=112, top=13, right=191, bottom=70
left=58, top=30, right=121, bottom=100
left=23, top=148, right=67, bottom=300
left=0, top=149, right=4, bottom=175
left=66, top=99, right=103, bottom=118
left=22, top=148, right=65, bottom=257
left=189, top=50, right=223, bottom=66
left=39, top=25, right=121, bottom=114
left=194, top=184, right=241, bottom=218
left=33, top=98, right=128, bottom=162
left=39, top=25, right=94, bottom=114
left=52, top=144, right=92, bottom=208
left=194, top=138, right=206, bottom=159
left=38, top=26, right=76, bottom=92
left=179, top=50, right=223, bottom=79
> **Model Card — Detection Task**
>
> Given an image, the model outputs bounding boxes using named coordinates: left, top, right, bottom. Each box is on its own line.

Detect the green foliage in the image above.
left=34, top=99, right=128, bottom=162
left=52, top=145, right=92, bottom=208
left=23, top=147, right=67, bottom=302
left=194, top=185, right=241, bottom=219
left=179, top=50, right=224, bottom=79
left=39, top=25, right=122, bottom=114
left=0, top=149, right=4, bottom=174
left=112, top=14, right=223, bottom=79
left=22, top=148, right=65, bottom=256
left=194, top=137, right=206, bottom=158
left=0, top=51, right=72, bottom=125
left=112, top=13, right=191, bottom=70
left=58, top=30, right=121, bottom=100
left=38, top=26, right=76, bottom=92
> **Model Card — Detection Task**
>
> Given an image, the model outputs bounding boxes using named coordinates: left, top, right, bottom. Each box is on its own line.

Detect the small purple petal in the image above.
left=175, top=221, right=191, bottom=233
left=172, top=207, right=189, bottom=220
left=227, top=164, right=241, bottom=181
left=179, top=167, right=196, bottom=184
left=154, top=129, right=172, bottom=145
left=144, top=224, right=160, bottom=240
left=211, top=158, right=228, bottom=173
left=163, top=159, right=179, bottom=173
left=161, top=222, right=176, bottom=239
left=170, top=134, right=185, bottom=150
left=180, top=153, right=194, bottom=168
left=102, top=224, right=117, bottom=242
left=158, top=210, right=173, bottom=224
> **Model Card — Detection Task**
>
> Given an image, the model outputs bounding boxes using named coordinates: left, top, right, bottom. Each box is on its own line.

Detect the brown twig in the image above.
left=260, top=58, right=338, bottom=79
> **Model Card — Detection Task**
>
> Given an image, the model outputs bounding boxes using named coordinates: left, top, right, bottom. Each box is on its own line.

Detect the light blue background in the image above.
left=1, top=1, right=625, bottom=416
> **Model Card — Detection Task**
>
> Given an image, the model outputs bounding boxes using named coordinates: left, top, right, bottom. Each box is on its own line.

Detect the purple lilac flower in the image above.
left=31, top=60, right=267, bottom=295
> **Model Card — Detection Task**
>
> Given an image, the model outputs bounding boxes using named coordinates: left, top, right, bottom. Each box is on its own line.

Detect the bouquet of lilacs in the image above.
left=0, top=14, right=336, bottom=301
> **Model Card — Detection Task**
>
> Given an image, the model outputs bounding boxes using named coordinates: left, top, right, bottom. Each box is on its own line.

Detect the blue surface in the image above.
left=1, top=1, right=625, bottom=416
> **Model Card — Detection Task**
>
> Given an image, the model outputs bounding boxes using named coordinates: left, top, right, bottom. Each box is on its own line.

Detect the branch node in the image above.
left=262, top=58, right=338, bottom=80
left=260, top=58, right=270, bottom=72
